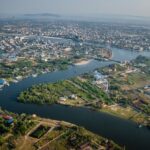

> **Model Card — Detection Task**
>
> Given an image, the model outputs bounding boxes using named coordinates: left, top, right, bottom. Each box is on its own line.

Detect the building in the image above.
left=59, top=97, right=67, bottom=102
left=69, top=94, right=78, bottom=100
left=93, top=71, right=109, bottom=92
left=2, top=115, right=14, bottom=124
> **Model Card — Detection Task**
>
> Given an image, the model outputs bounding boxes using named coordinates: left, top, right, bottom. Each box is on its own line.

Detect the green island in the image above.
left=18, top=56, right=150, bottom=127
left=18, top=79, right=111, bottom=105
left=0, top=108, right=122, bottom=150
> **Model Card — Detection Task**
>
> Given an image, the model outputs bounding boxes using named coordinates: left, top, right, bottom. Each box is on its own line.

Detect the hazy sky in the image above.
left=0, top=0, right=150, bottom=17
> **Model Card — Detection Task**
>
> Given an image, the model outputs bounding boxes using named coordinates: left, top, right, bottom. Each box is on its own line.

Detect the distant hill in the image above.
left=24, top=13, right=60, bottom=17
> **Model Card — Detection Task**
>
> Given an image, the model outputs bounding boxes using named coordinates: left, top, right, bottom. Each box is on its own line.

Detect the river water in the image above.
left=0, top=48, right=150, bottom=150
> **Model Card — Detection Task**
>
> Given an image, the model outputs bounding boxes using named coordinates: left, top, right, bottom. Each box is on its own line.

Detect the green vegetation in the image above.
left=30, top=125, right=50, bottom=139
left=72, top=78, right=112, bottom=104
left=0, top=109, right=36, bottom=148
left=0, top=123, right=10, bottom=134
left=18, top=78, right=111, bottom=105
left=18, top=80, right=92, bottom=104
left=34, top=125, right=122, bottom=150
left=0, top=114, right=35, bottom=137
left=0, top=58, right=70, bottom=82
left=47, top=126, right=122, bottom=150
left=133, top=55, right=150, bottom=65
left=34, top=126, right=66, bottom=148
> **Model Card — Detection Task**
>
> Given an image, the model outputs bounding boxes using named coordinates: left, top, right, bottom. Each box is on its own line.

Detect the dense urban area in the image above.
left=0, top=19, right=150, bottom=84
left=0, top=18, right=150, bottom=150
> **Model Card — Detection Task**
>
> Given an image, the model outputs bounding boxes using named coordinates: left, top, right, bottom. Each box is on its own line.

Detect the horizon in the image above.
left=1, top=12, right=150, bottom=25
left=0, top=0, right=150, bottom=18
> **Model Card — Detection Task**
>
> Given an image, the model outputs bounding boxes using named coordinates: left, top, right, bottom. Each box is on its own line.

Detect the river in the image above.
left=0, top=48, right=150, bottom=150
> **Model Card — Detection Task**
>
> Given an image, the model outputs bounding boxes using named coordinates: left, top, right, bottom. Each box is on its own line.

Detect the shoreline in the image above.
left=58, top=103, right=149, bottom=128
left=18, top=100, right=148, bottom=128
left=74, top=59, right=92, bottom=66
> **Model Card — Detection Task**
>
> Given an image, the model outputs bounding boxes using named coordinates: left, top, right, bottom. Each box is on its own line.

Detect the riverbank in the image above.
left=74, top=59, right=92, bottom=66
left=55, top=102, right=149, bottom=128
left=99, top=105, right=149, bottom=126
left=0, top=109, right=122, bottom=150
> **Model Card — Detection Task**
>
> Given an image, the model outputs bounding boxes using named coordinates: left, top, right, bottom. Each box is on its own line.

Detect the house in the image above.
left=70, top=94, right=78, bottom=100
left=59, top=97, right=67, bottom=101
left=93, top=71, right=109, bottom=92
left=94, top=71, right=103, bottom=80
left=8, top=55, right=17, bottom=62
left=2, top=115, right=14, bottom=124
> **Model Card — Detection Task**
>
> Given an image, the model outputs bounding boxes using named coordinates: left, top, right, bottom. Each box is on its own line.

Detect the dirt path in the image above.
left=18, top=120, right=56, bottom=150
left=38, top=132, right=65, bottom=150
left=19, top=123, right=41, bottom=150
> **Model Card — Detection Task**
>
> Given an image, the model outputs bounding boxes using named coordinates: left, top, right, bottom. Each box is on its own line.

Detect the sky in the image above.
left=0, top=0, right=150, bottom=17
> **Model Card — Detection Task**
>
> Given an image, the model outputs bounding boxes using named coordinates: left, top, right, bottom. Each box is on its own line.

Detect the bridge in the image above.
left=88, top=56, right=121, bottom=63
